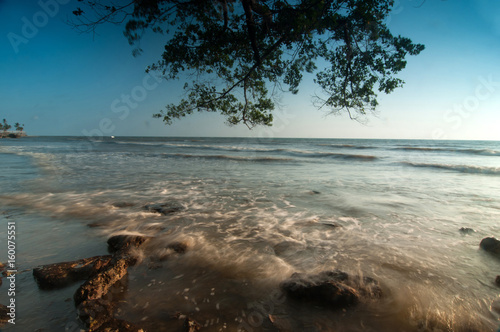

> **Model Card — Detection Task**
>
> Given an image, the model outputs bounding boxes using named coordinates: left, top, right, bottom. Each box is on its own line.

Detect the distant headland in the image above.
left=0, top=119, right=26, bottom=138
left=0, top=132, right=27, bottom=138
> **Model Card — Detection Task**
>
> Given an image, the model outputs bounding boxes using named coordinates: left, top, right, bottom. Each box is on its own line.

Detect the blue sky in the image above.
left=1, top=0, right=499, bottom=140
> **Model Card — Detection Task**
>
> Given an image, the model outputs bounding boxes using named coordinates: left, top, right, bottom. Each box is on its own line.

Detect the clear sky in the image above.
left=1, top=0, right=499, bottom=140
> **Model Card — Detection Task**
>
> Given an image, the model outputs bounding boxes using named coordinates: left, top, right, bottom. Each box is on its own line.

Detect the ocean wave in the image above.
left=162, top=153, right=295, bottom=163
left=318, top=143, right=375, bottom=150
left=113, top=141, right=289, bottom=154
left=402, top=162, right=500, bottom=175
left=285, top=150, right=378, bottom=161
left=395, top=147, right=500, bottom=156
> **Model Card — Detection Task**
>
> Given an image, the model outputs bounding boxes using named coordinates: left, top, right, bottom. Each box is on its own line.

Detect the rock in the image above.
left=496, top=276, right=500, bottom=286
left=154, top=242, right=188, bottom=262
left=459, top=227, right=475, bottom=234
left=167, top=242, right=188, bottom=254
left=77, top=299, right=116, bottom=331
left=0, top=304, right=8, bottom=327
left=280, top=270, right=382, bottom=309
left=107, top=235, right=147, bottom=253
left=74, top=257, right=131, bottom=307
left=76, top=276, right=129, bottom=331
left=112, top=202, right=136, bottom=208
left=273, top=241, right=305, bottom=257
left=479, top=237, right=500, bottom=257
left=33, top=255, right=112, bottom=289
left=96, top=318, right=145, bottom=332
left=143, top=202, right=185, bottom=215
left=87, top=222, right=106, bottom=228
left=183, top=317, right=201, bottom=332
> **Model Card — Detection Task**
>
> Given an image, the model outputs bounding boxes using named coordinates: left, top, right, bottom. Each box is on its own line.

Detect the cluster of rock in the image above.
left=2, top=215, right=500, bottom=330
left=28, top=233, right=197, bottom=332
left=33, top=234, right=148, bottom=331
left=24, top=228, right=384, bottom=331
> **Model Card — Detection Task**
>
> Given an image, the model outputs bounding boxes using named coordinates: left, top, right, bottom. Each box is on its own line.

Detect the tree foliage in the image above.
left=2, top=119, right=11, bottom=132
left=71, top=0, right=424, bottom=128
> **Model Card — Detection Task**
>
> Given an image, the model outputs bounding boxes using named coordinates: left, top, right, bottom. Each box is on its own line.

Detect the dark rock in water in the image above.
left=280, top=270, right=382, bottom=309
left=33, top=255, right=112, bottom=289
left=74, top=257, right=131, bottom=306
left=496, top=276, right=500, bottom=287
left=87, top=222, right=106, bottom=228
left=95, top=318, right=145, bottom=332
left=77, top=298, right=116, bottom=331
left=144, top=201, right=185, bottom=215
left=107, top=235, right=147, bottom=253
left=154, top=241, right=189, bottom=262
left=183, top=317, right=201, bottom=332
left=309, top=190, right=321, bottom=195
left=459, top=227, right=476, bottom=234
left=167, top=241, right=188, bottom=254
left=321, top=221, right=342, bottom=228
left=479, top=237, right=500, bottom=257
left=112, top=202, right=136, bottom=208
left=273, top=241, right=305, bottom=257
left=0, top=304, right=8, bottom=327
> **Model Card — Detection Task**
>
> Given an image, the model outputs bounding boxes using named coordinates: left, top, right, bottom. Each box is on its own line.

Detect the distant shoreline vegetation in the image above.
left=0, top=119, right=26, bottom=138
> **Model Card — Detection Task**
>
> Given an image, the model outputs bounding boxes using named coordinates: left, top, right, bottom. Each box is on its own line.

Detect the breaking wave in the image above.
left=402, top=162, right=500, bottom=175
left=395, top=146, right=500, bottom=156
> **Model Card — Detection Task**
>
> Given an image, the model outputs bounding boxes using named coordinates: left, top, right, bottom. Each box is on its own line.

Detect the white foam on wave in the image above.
left=402, top=161, right=500, bottom=175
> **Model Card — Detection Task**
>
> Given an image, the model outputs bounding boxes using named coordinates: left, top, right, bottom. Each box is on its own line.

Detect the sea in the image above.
left=0, top=136, right=499, bottom=331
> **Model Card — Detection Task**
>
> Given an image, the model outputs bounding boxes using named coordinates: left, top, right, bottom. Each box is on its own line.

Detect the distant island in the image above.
left=0, top=119, right=26, bottom=138
left=0, top=132, right=27, bottom=138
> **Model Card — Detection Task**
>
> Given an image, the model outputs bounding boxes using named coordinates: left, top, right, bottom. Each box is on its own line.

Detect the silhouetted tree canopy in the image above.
left=71, top=0, right=424, bottom=128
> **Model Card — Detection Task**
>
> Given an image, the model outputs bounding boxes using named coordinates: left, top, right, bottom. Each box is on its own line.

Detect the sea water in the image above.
left=0, top=136, right=499, bottom=331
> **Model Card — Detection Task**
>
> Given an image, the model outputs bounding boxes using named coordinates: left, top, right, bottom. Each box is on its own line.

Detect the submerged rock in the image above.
left=112, top=202, right=136, bottom=208
left=496, top=275, right=500, bottom=287
left=33, top=255, right=112, bottom=289
left=479, top=237, right=500, bottom=257
left=459, top=227, right=476, bottom=234
left=273, top=241, right=305, bottom=257
left=143, top=201, right=185, bottom=215
left=153, top=241, right=189, bottom=262
left=107, top=235, right=147, bottom=253
left=167, top=241, right=188, bottom=254
left=280, top=270, right=382, bottom=309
